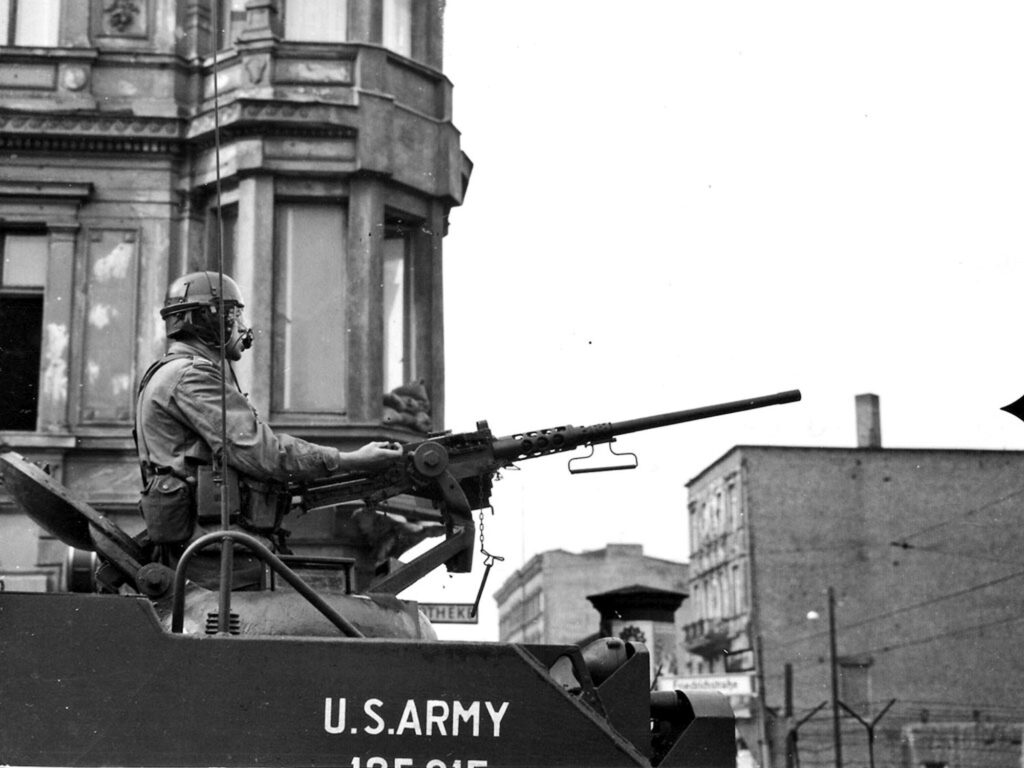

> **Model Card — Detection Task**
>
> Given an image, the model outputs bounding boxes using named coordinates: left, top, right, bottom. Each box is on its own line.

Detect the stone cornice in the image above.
left=186, top=99, right=357, bottom=142
left=0, top=99, right=358, bottom=156
left=0, top=112, right=181, bottom=154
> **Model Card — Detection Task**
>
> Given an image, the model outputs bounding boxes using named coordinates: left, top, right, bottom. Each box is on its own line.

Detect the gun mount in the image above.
left=298, top=389, right=802, bottom=594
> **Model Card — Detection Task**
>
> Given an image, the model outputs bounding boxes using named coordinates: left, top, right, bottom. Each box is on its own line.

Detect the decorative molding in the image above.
left=0, top=114, right=179, bottom=137
left=0, top=181, right=93, bottom=200
left=0, top=114, right=180, bottom=154
left=98, top=0, right=149, bottom=38
left=187, top=100, right=358, bottom=141
left=106, top=0, right=141, bottom=32
left=0, top=100, right=358, bottom=155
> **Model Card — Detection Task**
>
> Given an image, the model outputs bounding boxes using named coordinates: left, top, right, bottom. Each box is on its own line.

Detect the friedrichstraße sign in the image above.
left=660, top=674, right=754, bottom=696
left=419, top=603, right=479, bottom=624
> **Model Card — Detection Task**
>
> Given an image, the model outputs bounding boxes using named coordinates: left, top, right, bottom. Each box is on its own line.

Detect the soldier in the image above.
left=134, top=271, right=402, bottom=589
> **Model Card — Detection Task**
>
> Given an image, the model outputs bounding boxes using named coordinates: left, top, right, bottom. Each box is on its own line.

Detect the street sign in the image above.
left=658, top=674, right=754, bottom=696
left=418, top=602, right=479, bottom=624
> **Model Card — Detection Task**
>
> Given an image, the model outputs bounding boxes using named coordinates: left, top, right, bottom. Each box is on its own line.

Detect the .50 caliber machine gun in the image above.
left=297, top=389, right=801, bottom=595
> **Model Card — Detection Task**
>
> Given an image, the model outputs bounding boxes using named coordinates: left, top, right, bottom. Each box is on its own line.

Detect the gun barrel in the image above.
left=608, top=389, right=802, bottom=438
left=490, top=389, right=801, bottom=462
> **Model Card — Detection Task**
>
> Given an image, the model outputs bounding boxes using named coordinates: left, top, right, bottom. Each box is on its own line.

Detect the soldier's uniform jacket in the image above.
left=134, top=339, right=349, bottom=586
left=136, top=339, right=343, bottom=484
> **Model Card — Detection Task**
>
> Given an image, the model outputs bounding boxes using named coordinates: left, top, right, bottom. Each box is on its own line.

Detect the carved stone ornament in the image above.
left=61, top=66, right=89, bottom=92
left=105, top=0, right=141, bottom=32
left=97, top=0, right=149, bottom=38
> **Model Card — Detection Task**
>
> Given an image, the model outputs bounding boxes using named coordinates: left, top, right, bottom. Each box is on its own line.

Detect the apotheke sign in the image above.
left=419, top=603, right=478, bottom=624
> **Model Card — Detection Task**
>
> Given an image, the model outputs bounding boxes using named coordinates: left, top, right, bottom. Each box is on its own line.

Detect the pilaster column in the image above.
left=346, top=178, right=385, bottom=423
left=425, top=202, right=445, bottom=428
left=348, top=0, right=380, bottom=44
left=234, top=173, right=275, bottom=414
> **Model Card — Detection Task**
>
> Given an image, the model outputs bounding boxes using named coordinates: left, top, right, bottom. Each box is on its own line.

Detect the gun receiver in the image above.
left=297, top=389, right=801, bottom=595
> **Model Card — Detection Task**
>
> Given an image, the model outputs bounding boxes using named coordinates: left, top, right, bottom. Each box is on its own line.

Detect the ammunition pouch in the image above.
left=195, top=465, right=289, bottom=535
left=139, top=472, right=196, bottom=544
left=239, top=477, right=291, bottom=534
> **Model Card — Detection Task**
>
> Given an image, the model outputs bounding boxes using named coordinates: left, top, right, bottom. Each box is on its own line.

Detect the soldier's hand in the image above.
left=342, top=441, right=404, bottom=470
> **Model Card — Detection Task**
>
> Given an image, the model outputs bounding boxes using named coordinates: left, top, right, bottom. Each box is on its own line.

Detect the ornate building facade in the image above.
left=0, top=0, right=470, bottom=590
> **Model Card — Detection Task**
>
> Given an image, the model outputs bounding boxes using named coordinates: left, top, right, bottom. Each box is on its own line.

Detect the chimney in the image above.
left=855, top=393, right=882, bottom=448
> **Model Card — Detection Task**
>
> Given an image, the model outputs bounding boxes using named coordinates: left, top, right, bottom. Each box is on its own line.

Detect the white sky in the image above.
left=403, top=1, right=1024, bottom=640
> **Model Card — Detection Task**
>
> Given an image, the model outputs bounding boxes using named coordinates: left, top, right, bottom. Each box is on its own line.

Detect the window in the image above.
left=838, top=656, right=873, bottom=710
left=215, top=0, right=247, bottom=50
left=285, top=0, right=347, bottom=42
left=732, top=562, right=745, bottom=613
left=0, top=0, right=60, bottom=46
left=383, top=221, right=417, bottom=392
left=0, top=232, right=48, bottom=430
left=382, top=236, right=406, bottom=392
left=273, top=202, right=346, bottom=414
left=383, top=0, right=411, bottom=56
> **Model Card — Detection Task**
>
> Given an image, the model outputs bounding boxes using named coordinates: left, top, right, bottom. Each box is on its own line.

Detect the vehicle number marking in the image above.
left=351, top=758, right=488, bottom=768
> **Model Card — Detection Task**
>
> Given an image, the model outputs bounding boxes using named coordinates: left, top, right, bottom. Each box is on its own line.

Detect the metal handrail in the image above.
left=169, top=530, right=364, bottom=638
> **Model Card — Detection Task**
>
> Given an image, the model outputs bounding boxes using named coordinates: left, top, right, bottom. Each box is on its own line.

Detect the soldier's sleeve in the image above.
left=170, top=360, right=342, bottom=482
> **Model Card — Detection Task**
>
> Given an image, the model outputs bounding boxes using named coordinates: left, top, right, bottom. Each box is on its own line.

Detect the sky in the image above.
left=403, top=1, right=1024, bottom=640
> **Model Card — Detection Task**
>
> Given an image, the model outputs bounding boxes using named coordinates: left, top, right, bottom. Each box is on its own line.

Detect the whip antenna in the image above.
left=211, top=0, right=233, bottom=633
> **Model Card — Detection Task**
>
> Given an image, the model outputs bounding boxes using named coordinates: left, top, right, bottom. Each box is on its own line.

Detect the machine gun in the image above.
left=297, top=389, right=801, bottom=595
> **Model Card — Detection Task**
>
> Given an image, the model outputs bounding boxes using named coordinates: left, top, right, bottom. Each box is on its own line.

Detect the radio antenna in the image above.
left=211, top=0, right=234, bottom=633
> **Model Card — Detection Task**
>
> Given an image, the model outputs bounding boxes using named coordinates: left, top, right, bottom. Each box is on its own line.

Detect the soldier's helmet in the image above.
left=160, top=271, right=246, bottom=346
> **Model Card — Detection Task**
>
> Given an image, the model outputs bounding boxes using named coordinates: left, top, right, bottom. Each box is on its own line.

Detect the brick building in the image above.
left=494, top=543, right=697, bottom=683
left=682, top=395, right=1024, bottom=768
left=0, top=0, right=469, bottom=591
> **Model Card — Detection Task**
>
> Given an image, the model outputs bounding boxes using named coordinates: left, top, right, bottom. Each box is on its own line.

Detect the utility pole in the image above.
left=828, top=586, right=842, bottom=768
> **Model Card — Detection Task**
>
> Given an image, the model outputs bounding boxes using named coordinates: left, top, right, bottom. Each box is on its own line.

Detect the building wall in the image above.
left=494, top=544, right=696, bottom=678
left=686, top=445, right=1024, bottom=768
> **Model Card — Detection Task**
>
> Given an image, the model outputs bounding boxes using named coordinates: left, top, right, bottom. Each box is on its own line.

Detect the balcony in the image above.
left=683, top=618, right=733, bottom=659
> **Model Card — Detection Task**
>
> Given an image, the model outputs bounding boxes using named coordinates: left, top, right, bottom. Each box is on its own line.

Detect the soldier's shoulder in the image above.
left=150, top=352, right=220, bottom=386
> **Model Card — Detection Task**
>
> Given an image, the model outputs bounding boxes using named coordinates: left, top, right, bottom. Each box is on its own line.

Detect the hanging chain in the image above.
left=478, top=504, right=504, bottom=568
left=471, top=504, right=503, bottom=618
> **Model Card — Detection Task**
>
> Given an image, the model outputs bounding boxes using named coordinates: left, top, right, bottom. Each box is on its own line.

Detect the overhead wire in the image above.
left=889, top=484, right=1024, bottom=546
left=776, top=566, right=1024, bottom=650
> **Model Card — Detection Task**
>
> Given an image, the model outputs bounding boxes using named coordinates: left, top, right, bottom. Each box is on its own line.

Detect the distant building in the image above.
left=0, top=0, right=469, bottom=591
left=494, top=543, right=696, bottom=680
left=681, top=394, right=1024, bottom=768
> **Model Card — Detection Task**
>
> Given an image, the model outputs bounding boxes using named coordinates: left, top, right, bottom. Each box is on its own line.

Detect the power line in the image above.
left=859, top=612, right=1024, bottom=656
left=890, top=484, right=1024, bottom=546
left=774, top=567, right=1024, bottom=650
left=889, top=541, right=1024, bottom=567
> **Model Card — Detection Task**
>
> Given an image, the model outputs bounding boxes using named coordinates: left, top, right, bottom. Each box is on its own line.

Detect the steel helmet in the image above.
left=160, top=271, right=252, bottom=357
left=161, top=271, right=245, bottom=319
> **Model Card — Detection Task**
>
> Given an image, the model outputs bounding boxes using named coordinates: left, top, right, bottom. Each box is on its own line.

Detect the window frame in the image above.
left=0, top=228, right=48, bottom=431
left=382, top=217, right=419, bottom=392
left=0, top=0, right=61, bottom=47
left=270, top=198, right=349, bottom=420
